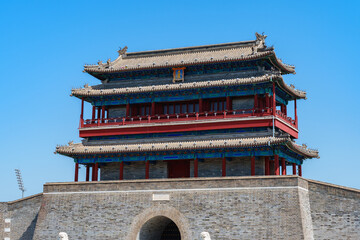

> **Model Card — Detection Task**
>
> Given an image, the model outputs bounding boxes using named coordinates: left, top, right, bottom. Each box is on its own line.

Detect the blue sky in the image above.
left=0, top=0, right=359, bottom=201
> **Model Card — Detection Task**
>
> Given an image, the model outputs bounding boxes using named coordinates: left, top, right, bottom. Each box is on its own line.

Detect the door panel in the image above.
left=167, top=160, right=190, bottom=178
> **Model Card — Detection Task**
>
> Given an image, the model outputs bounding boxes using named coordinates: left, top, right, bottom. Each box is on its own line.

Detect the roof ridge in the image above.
left=123, top=40, right=257, bottom=59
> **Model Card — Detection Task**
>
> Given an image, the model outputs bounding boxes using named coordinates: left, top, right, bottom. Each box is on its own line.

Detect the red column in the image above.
left=79, top=98, right=85, bottom=127
left=199, top=98, right=203, bottom=112
left=145, top=160, right=149, bottom=179
left=280, top=104, right=285, bottom=114
left=119, top=161, right=124, bottom=180
left=294, top=99, right=298, bottom=127
left=226, top=96, right=231, bottom=110
left=86, top=165, right=90, bottom=181
left=194, top=158, right=198, bottom=177
left=92, top=106, right=96, bottom=122
left=92, top=163, right=98, bottom=181
left=80, top=98, right=84, bottom=119
left=272, top=82, right=276, bottom=115
left=292, top=163, right=296, bottom=175
left=274, top=155, right=280, bottom=175
left=95, top=163, right=99, bottom=181
left=298, top=165, right=302, bottom=177
left=91, top=164, right=96, bottom=181
left=251, top=156, right=256, bottom=176
left=74, top=163, right=79, bottom=182
left=265, top=156, right=270, bottom=175
left=281, top=158, right=286, bottom=175
left=151, top=102, right=155, bottom=116
left=101, top=106, right=105, bottom=122
left=222, top=157, right=226, bottom=177
left=97, top=107, right=101, bottom=125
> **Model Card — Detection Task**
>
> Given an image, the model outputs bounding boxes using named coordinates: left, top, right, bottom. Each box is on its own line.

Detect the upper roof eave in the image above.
left=84, top=51, right=295, bottom=75
left=83, top=33, right=295, bottom=76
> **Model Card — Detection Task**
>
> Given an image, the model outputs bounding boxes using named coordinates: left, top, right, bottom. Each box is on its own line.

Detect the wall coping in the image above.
left=307, top=178, right=360, bottom=194
left=43, top=176, right=304, bottom=193
left=44, top=175, right=299, bottom=186
left=7, top=193, right=43, bottom=204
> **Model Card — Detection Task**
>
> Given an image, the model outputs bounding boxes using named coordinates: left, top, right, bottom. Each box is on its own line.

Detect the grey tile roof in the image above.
left=56, top=137, right=318, bottom=159
left=84, top=33, right=295, bottom=74
left=72, top=74, right=306, bottom=99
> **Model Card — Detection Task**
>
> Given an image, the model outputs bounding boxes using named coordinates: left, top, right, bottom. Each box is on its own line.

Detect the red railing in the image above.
left=275, top=110, right=296, bottom=127
left=81, top=108, right=297, bottom=128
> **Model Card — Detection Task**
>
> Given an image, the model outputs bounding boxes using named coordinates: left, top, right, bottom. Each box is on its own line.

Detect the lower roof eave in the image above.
left=56, top=136, right=318, bottom=160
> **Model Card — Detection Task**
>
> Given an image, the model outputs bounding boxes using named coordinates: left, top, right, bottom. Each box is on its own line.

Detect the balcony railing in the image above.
left=81, top=108, right=297, bottom=129
left=275, top=110, right=296, bottom=126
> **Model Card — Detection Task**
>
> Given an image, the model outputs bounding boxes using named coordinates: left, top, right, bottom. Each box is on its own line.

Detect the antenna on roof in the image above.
left=15, top=169, right=26, bottom=198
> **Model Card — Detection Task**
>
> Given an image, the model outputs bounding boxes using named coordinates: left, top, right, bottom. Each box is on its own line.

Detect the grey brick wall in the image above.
left=308, top=180, right=360, bottom=240
left=101, top=157, right=265, bottom=181
left=35, top=176, right=310, bottom=240
left=0, top=202, right=8, bottom=240
left=232, top=97, right=254, bottom=110
left=101, top=161, right=168, bottom=180
left=108, top=107, right=126, bottom=118
left=0, top=194, right=42, bottom=240
left=3, top=177, right=359, bottom=240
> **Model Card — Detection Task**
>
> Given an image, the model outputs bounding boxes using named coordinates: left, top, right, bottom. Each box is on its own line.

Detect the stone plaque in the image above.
left=152, top=193, right=170, bottom=201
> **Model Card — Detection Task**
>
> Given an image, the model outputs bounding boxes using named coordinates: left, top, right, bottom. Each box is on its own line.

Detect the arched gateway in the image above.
left=128, top=205, right=192, bottom=240
left=138, top=216, right=181, bottom=240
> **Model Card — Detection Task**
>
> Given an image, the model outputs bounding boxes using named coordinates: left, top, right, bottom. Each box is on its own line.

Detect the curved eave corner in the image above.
left=286, top=141, right=319, bottom=159
left=268, top=53, right=296, bottom=75
left=276, top=78, right=307, bottom=100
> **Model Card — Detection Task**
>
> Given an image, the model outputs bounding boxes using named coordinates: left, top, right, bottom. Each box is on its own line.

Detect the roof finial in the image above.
left=118, top=46, right=128, bottom=56
left=255, top=32, right=267, bottom=48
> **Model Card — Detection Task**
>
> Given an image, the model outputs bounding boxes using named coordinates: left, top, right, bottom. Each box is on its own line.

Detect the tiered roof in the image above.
left=72, top=74, right=306, bottom=99
left=84, top=33, right=295, bottom=75
left=56, top=137, right=319, bottom=159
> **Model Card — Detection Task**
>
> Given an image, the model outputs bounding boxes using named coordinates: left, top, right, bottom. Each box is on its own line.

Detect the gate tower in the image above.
left=56, top=32, right=318, bottom=180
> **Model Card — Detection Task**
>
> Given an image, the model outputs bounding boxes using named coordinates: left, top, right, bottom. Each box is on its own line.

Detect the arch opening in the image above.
left=138, top=216, right=181, bottom=240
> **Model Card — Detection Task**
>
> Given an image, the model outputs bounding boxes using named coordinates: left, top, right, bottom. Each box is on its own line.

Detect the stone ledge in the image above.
left=43, top=175, right=303, bottom=193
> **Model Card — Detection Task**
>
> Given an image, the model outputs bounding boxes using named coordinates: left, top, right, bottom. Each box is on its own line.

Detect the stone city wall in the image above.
left=0, top=194, right=42, bottom=240
left=35, top=176, right=310, bottom=240
left=0, top=202, right=8, bottom=240
left=2, top=176, right=359, bottom=240
left=308, top=179, right=360, bottom=240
